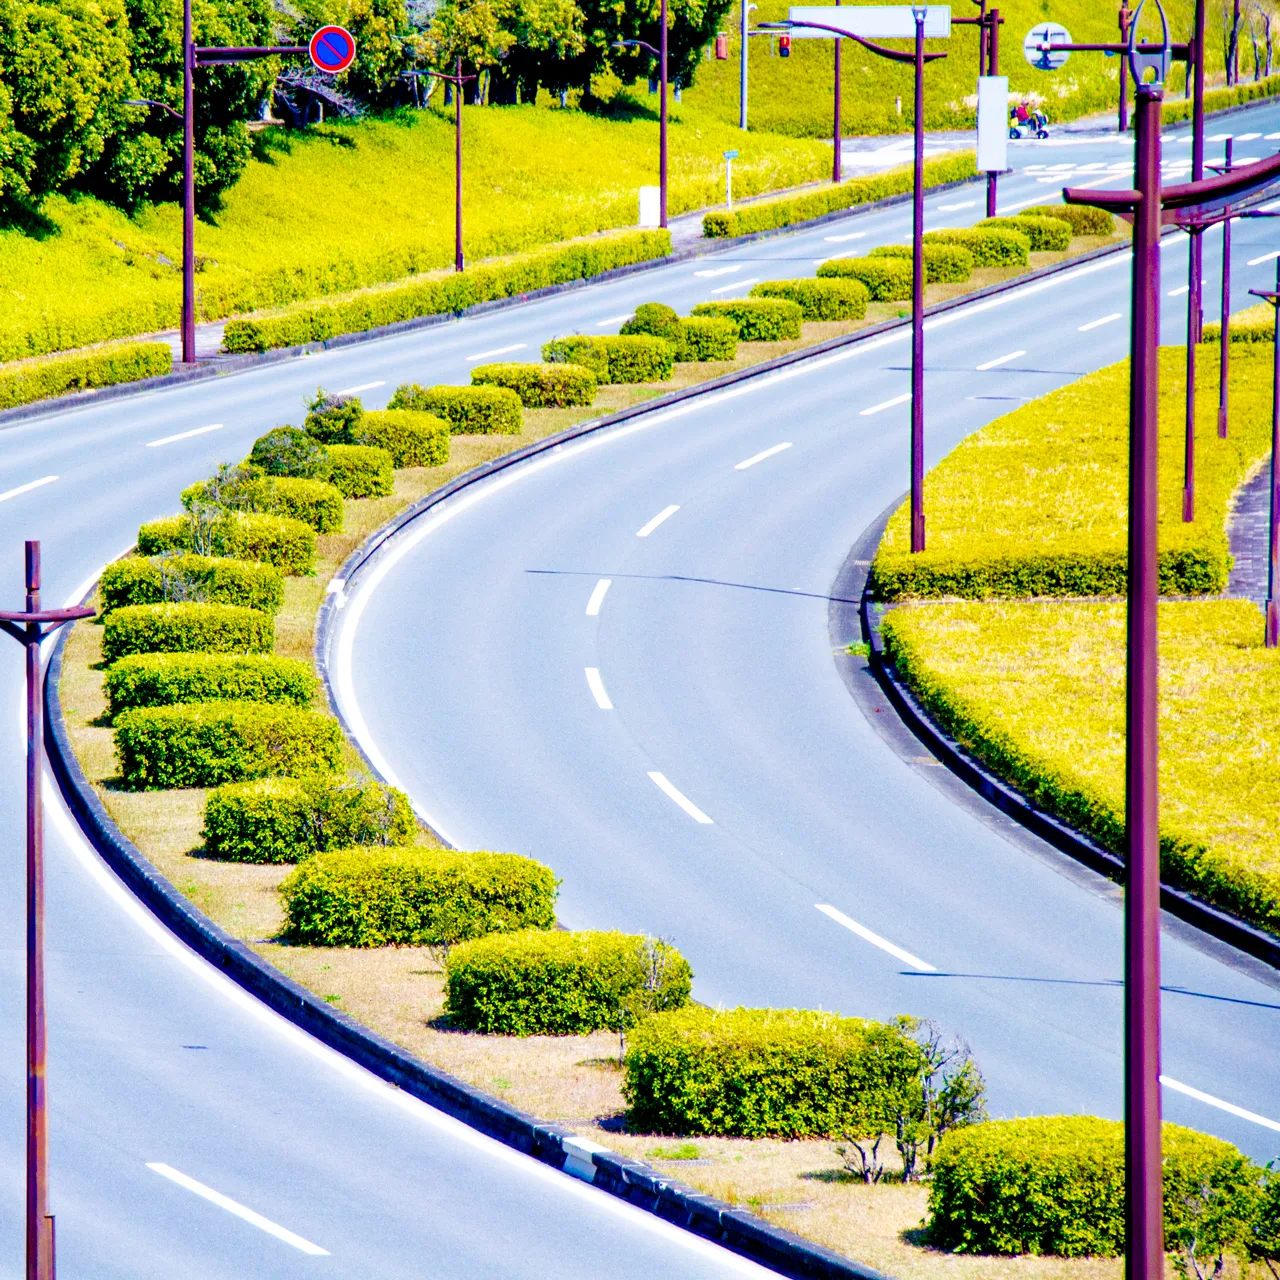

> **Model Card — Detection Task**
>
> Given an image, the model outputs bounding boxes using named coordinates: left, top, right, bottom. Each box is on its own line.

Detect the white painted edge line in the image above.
left=0, top=476, right=57, bottom=503
left=146, top=1164, right=329, bottom=1255
left=585, top=667, right=613, bottom=710
left=1160, top=1077, right=1280, bottom=1133
left=145, top=423, right=223, bottom=448
left=465, top=343, right=526, bottom=361
left=636, top=504, right=680, bottom=537
left=1248, top=250, right=1280, bottom=267
left=734, top=442, right=792, bottom=470
left=585, top=578, right=611, bottom=616
left=937, top=201, right=975, bottom=212
left=860, top=393, right=910, bottom=417
left=1267, top=133, right=1280, bottom=142
left=595, top=314, right=633, bottom=327
left=976, top=350, right=1026, bottom=372
left=822, top=232, right=865, bottom=242
left=1167, top=285, right=1190, bottom=297
left=694, top=264, right=743, bottom=278
left=1079, top=312, right=1123, bottom=332
left=1234, top=132, right=1262, bottom=142
left=335, top=380, right=386, bottom=395
left=647, top=771, right=713, bottom=824
left=815, top=904, right=936, bottom=973
left=711, top=278, right=759, bottom=294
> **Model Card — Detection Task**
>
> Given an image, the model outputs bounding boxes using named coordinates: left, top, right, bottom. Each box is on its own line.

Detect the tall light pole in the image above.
left=422, top=60, right=477, bottom=271
left=615, top=10, right=670, bottom=229
left=955, top=1, right=1004, bottom=217
left=1251, top=262, right=1280, bottom=648
left=740, top=1, right=757, bottom=128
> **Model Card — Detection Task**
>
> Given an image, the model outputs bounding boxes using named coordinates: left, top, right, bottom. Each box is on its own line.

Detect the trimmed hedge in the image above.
left=221, top=230, right=673, bottom=354
left=701, top=152, right=978, bottom=238
left=102, top=603, right=273, bottom=663
left=355, top=409, right=450, bottom=468
left=622, top=303, right=682, bottom=345
left=1018, top=204, right=1114, bottom=238
left=386, top=383, right=522, bottom=434
left=1160, top=70, right=1280, bottom=125
left=675, top=316, right=739, bottom=361
left=690, top=298, right=803, bottom=342
left=249, top=427, right=333, bottom=480
left=1205, top=303, right=1275, bottom=345
left=98, top=555, right=284, bottom=617
left=924, top=227, right=1030, bottom=267
left=202, top=775, right=415, bottom=863
left=471, top=361, right=597, bottom=408
left=304, top=393, right=363, bottom=445
left=750, top=277, right=869, bottom=321
left=104, top=653, right=316, bottom=718
left=816, top=256, right=913, bottom=301
left=137, top=512, right=316, bottom=576
left=443, top=930, right=692, bottom=1035
left=0, top=341, right=171, bottom=411
left=542, top=334, right=674, bottom=384
left=278, top=846, right=558, bottom=946
left=928, top=1117, right=1259, bottom=1257
left=326, top=444, right=393, bottom=498
left=977, top=215, right=1071, bottom=253
left=866, top=242, right=975, bottom=285
left=622, top=1006, right=922, bottom=1138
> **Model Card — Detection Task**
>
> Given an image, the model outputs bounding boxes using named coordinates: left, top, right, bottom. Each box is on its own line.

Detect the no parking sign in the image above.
left=309, top=25, right=356, bottom=74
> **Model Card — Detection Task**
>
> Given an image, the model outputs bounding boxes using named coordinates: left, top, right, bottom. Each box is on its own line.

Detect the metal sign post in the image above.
left=421, top=59, right=477, bottom=271
left=1250, top=262, right=1280, bottom=647
left=723, top=149, right=738, bottom=207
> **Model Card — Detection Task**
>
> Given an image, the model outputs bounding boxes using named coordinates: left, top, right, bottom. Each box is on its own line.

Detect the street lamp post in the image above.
left=740, top=1, right=757, bottom=129
left=954, top=1, right=1004, bottom=217
left=421, top=59, right=477, bottom=271
left=1213, top=140, right=1235, bottom=438
left=1251, top=262, right=1280, bottom=647
left=614, top=0, right=670, bottom=229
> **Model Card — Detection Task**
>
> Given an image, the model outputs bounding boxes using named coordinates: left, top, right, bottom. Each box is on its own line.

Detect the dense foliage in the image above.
left=541, top=334, right=674, bottom=383
left=0, top=341, right=170, bottom=411
left=471, top=360, right=597, bottom=406
left=690, top=297, right=801, bottom=341
left=101, top=601, right=273, bottom=662
left=388, top=382, right=523, bottom=434
left=104, top=651, right=316, bottom=717
left=750, top=277, right=868, bottom=321
left=99, top=553, right=285, bottom=616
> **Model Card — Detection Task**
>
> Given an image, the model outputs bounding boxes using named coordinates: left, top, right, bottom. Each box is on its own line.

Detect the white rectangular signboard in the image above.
left=786, top=6, right=952, bottom=39
left=976, top=75, right=1009, bottom=172
left=638, top=185, right=661, bottom=228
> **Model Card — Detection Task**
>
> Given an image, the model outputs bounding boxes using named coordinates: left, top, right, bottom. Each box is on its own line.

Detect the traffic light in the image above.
left=715, top=32, right=728, bottom=59
left=778, top=32, right=791, bottom=56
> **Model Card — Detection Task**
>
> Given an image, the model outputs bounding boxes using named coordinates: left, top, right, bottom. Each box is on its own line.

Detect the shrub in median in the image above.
left=1205, top=303, right=1274, bottom=344
left=249, top=427, right=333, bottom=480
left=325, top=444, right=393, bottom=498
left=866, top=242, right=975, bottom=284
left=816, top=256, right=913, bottom=301
left=104, top=653, right=316, bottom=718
left=622, top=1006, right=923, bottom=1138
left=102, top=602, right=273, bottom=663
left=355, top=409, right=450, bottom=467
left=542, top=334, right=674, bottom=384
left=115, top=702, right=343, bottom=789
left=471, top=361, right=597, bottom=408
left=0, top=341, right=172, bottom=411
left=690, top=298, right=803, bottom=342
left=387, top=383, right=523, bottom=434
left=621, top=303, right=682, bottom=345
left=99, top=555, right=284, bottom=617
left=304, top=392, right=364, bottom=444
left=202, top=775, right=415, bottom=863
left=278, top=846, right=558, bottom=946
left=675, top=316, right=739, bottom=361
left=262, top=476, right=344, bottom=533
left=750, top=277, right=870, bottom=321
left=138, top=512, right=316, bottom=576
left=1018, top=204, right=1114, bottom=237
left=977, top=215, right=1071, bottom=253
left=927, top=1116, right=1259, bottom=1256
left=924, top=227, right=1030, bottom=267
left=443, top=930, right=692, bottom=1035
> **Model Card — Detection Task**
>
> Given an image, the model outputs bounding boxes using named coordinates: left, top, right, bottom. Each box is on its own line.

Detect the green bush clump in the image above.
left=98, top=555, right=284, bottom=617
left=325, top=444, right=394, bottom=498
left=386, top=383, right=523, bottom=435
left=138, top=512, right=316, bottom=576
left=622, top=1006, right=922, bottom=1138
left=621, top=302, right=682, bottom=345
left=701, top=210, right=736, bottom=238
left=1161, top=71, right=1280, bottom=124
left=924, top=227, right=1030, bottom=267
left=104, top=653, right=316, bottom=718
left=471, top=361, right=597, bottom=408
left=278, top=846, right=558, bottom=946
left=259, top=477, right=345, bottom=533
left=977, top=215, right=1071, bottom=253
left=750, top=277, right=870, bottom=321
left=102, top=603, right=273, bottom=663
left=249, top=427, right=334, bottom=480
left=817, top=256, right=913, bottom=301
left=927, top=1117, right=1259, bottom=1257
left=304, top=392, right=364, bottom=444
left=542, top=334, right=674, bottom=384
left=443, top=930, right=692, bottom=1035
left=866, top=242, right=975, bottom=284
left=355, top=409, right=450, bottom=468
left=675, top=316, right=739, bottom=361
left=0, top=342, right=172, bottom=411
left=1205, top=303, right=1274, bottom=344
left=1018, top=204, right=1114, bottom=237
left=202, top=775, right=415, bottom=863
left=114, top=701, right=343, bottom=790
left=690, top=298, right=803, bottom=342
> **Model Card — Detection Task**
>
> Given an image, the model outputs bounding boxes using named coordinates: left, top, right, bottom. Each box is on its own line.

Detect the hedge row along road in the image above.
left=4, top=107, right=1279, bottom=1275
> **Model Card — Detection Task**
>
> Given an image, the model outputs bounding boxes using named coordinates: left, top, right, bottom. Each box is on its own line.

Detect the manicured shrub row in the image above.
left=250, top=427, right=333, bottom=480
left=356, top=409, right=450, bottom=468
left=1018, top=204, right=1114, bottom=237
left=0, top=342, right=171, bottom=412
left=978, top=215, right=1071, bottom=253
left=138, top=512, right=316, bottom=576
left=278, top=846, right=558, bottom=946
left=751, top=277, right=869, bottom=321
left=542, top=334, right=674, bottom=384
left=102, top=603, right=272, bottom=664
left=387, top=383, right=523, bottom=434
left=99, top=555, right=284, bottom=617
left=866, top=242, right=975, bottom=285
left=114, top=701, right=343, bottom=789
left=202, top=776, right=416, bottom=863
left=443, top=930, right=692, bottom=1035
left=1160, top=70, right=1280, bottom=125
left=621, top=1006, right=923, bottom=1138
left=471, top=362, right=597, bottom=408
left=104, top=653, right=316, bottom=719
left=183, top=474, right=345, bottom=534
left=326, top=444, right=394, bottom=499
left=817, top=256, right=913, bottom=301
left=924, top=227, right=1030, bottom=267
left=1205, top=303, right=1274, bottom=344
left=675, top=316, right=740, bottom=361
left=690, top=298, right=803, bottom=342
left=221, top=231, right=673, bottom=354
left=701, top=152, right=978, bottom=238
left=928, top=1116, right=1259, bottom=1257
left=622, top=303, right=681, bottom=344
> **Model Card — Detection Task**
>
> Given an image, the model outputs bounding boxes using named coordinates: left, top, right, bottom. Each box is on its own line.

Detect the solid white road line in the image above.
left=336, top=380, right=386, bottom=395
left=1208, top=133, right=1233, bottom=142
left=814, top=251, right=859, bottom=266
left=694, top=265, right=742, bottom=278
left=1266, top=132, right=1280, bottom=141
left=1160, top=1077, right=1280, bottom=1133
left=1235, top=132, right=1262, bottom=142
left=145, top=1164, right=329, bottom=1256
left=585, top=578, right=611, bottom=616
left=711, top=278, right=759, bottom=294
left=585, top=667, right=613, bottom=710
left=976, top=350, right=1026, bottom=371
left=815, top=905, right=936, bottom=972
left=823, top=232, right=866, bottom=242
left=734, top=442, right=792, bottom=470
left=996, top=196, right=1051, bottom=213
left=860, top=393, right=911, bottom=416
left=465, top=343, right=526, bottom=361
left=636, top=504, right=680, bottom=537
left=937, top=200, right=975, bottom=212
left=647, top=772, right=714, bottom=824
left=1248, top=250, right=1280, bottom=266
left=1168, top=285, right=1190, bottom=297
left=595, top=314, right=633, bottom=327
left=0, top=476, right=57, bottom=503
left=1079, top=313, right=1123, bottom=332
left=145, top=424, right=223, bottom=448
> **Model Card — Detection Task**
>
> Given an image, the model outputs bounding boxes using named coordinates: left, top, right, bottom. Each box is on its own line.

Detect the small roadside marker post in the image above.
left=723, top=150, right=738, bottom=208
left=1248, top=261, right=1280, bottom=647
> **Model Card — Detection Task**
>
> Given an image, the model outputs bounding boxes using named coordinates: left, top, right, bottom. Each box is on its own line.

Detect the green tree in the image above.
left=1247, top=1162, right=1280, bottom=1280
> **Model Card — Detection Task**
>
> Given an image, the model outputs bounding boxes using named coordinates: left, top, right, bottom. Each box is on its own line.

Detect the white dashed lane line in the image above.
left=335, top=380, right=385, bottom=395
left=1160, top=1077, right=1280, bottom=1133
left=694, top=265, right=742, bottom=279
left=823, top=232, right=866, bottom=242
left=146, top=423, right=223, bottom=448
left=711, top=278, right=760, bottom=294
left=636, top=505, right=680, bottom=537
left=584, top=667, right=613, bottom=710
left=465, top=343, right=526, bottom=361
left=734, top=442, right=792, bottom=470
left=1079, top=313, right=1123, bottom=332
left=585, top=578, right=611, bottom=616
left=860, top=393, right=911, bottom=417
left=815, top=904, right=937, bottom=972
left=0, top=476, right=58, bottom=502
left=1248, top=250, right=1280, bottom=267
left=647, top=772, right=714, bottom=824
left=976, top=350, right=1026, bottom=371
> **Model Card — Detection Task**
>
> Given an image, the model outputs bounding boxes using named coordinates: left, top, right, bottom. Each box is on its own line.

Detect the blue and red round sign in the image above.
left=309, top=25, right=356, bottom=74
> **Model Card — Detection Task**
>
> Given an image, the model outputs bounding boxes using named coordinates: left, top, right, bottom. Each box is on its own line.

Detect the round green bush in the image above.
left=924, top=227, right=1031, bottom=267
left=99, top=555, right=284, bottom=617
left=816, top=256, right=913, bottom=301
left=264, top=477, right=344, bottom=533
left=137, top=513, right=316, bottom=577
left=387, top=383, right=523, bottom=435
left=750, top=277, right=870, bottom=321
left=542, top=334, right=674, bottom=385
left=249, top=427, right=333, bottom=481
left=304, top=391, right=364, bottom=444
left=1018, top=204, right=1114, bottom=237
left=443, top=930, right=692, bottom=1035
left=202, top=775, right=416, bottom=863
left=622, top=302, right=682, bottom=344
left=355, top=409, right=451, bottom=468
left=278, top=846, right=558, bottom=946
left=325, top=444, right=393, bottom=498
left=470, top=361, right=597, bottom=408
left=978, top=215, right=1072, bottom=253
left=866, top=242, right=975, bottom=284
left=102, top=602, right=273, bottom=663
left=689, top=298, right=803, bottom=342
left=701, top=210, right=737, bottom=238
left=104, top=652, right=317, bottom=719
left=927, top=1116, right=1260, bottom=1257
left=675, top=316, right=739, bottom=361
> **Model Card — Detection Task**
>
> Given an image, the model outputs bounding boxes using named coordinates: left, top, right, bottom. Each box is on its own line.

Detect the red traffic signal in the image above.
left=778, top=32, right=791, bottom=56
left=715, top=32, right=729, bottom=59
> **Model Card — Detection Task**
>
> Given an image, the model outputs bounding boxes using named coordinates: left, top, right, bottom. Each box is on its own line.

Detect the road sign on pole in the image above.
left=310, top=25, right=356, bottom=74
left=1024, top=21, right=1071, bottom=69
left=976, top=74, right=1009, bottom=171
left=787, top=5, right=952, bottom=38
